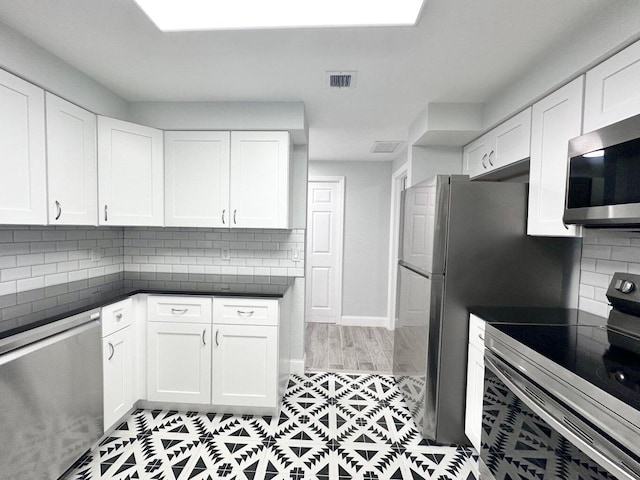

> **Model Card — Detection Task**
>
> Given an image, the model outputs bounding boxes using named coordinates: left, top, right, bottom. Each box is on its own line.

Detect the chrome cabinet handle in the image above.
left=233, top=209, right=237, bottom=225
left=104, top=205, right=108, bottom=222
left=116, top=313, right=123, bottom=321
left=237, top=310, right=254, bottom=316
left=222, top=209, right=226, bottom=225
left=215, top=329, right=219, bottom=346
left=478, top=333, right=484, bottom=341
left=202, top=329, right=206, bottom=346
left=171, top=308, right=188, bottom=314
left=55, top=201, right=62, bottom=220
left=108, top=342, right=115, bottom=360
left=481, top=154, right=487, bottom=169
left=488, top=150, right=494, bottom=166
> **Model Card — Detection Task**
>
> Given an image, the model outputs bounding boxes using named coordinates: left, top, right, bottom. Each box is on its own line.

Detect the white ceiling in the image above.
left=0, top=0, right=619, bottom=161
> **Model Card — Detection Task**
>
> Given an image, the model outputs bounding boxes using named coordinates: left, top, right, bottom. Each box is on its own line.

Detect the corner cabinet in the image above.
left=0, top=69, right=46, bottom=224
left=527, top=77, right=583, bottom=237
left=463, top=108, right=531, bottom=179
left=46, top=93, right=98, bottom=225
left=584, top=38, right=640, bottom=133
left=164, top=131, right=230, bottom=227
left=98, top=116, right=164, bottom=226
left=230, top=131, right=291, bottom=228
left=465, top=314, right=485, bottom=452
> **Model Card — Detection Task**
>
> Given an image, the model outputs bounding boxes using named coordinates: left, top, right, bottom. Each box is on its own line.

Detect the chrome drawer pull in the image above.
left=171, top=308, right=188, bottom=314
left=478, top=333, right=484, bottom=341
left=116, top=313, right=123, bottom=321
left=237, top=310, right=254, bottom=317
left=108, top=342, right=115, bottom=360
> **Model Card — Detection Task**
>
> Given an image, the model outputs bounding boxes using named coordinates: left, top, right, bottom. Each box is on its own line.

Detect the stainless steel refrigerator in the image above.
left=393, top=175, right=580, bottom=445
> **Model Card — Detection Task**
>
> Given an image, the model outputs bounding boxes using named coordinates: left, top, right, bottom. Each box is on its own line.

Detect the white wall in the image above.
left=308, top=161, right=392, bottom=319
left=409, top=146, right=463, bottom=186
left=0, top=20, right=129, bottom=119
left=482, top=3, right=640, bottom=129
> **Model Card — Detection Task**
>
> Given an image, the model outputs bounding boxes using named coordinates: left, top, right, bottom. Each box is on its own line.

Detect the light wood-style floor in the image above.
left=305, top=323, right=394, bottom=374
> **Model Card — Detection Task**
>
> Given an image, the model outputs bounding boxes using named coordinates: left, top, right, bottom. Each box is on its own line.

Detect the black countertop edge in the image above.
left=0, top=273, right=297, bottom=341
left=468, top=306, right=608, bottom=327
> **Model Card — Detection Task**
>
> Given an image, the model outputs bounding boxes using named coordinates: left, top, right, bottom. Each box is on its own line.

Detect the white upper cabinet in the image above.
left=165, top=131, right=230, bottom=227
left=492, top=108, right=531, bottom=170
left=46, top=93, right=97, bottom=225
left=230, top=131, right=291, bottom=228
left=584, top=39, right=640, bottom=133
left=98, top=116, right=164, bottom=226
left=0, top=69, right=46, bottom=224
left=528, top=77, right=584, bottom=237
left=463, top=108, right=531, bottom=179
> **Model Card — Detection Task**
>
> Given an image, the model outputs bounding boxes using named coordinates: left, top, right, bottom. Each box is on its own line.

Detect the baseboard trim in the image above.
left=341, top=315, right=388, bottom=328
left=290, top=357, right=306, bottom=375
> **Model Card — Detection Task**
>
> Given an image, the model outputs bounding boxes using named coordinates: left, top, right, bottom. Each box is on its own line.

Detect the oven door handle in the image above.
left=485, top=352, right=640, bottom=480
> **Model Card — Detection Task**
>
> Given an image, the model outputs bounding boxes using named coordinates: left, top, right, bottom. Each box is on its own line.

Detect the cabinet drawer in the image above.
left=102, top=297, right=133, bottom=337
left=469, top=314, right=486, bottom=350
left=213, top=298, right=278, bottom=326
left=147, top=296, right=212, bottom=324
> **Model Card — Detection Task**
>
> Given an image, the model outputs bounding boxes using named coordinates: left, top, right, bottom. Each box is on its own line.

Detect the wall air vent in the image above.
left=371, top=141, right=403, bottom=154
left=326, top=71, right=357, bottom=89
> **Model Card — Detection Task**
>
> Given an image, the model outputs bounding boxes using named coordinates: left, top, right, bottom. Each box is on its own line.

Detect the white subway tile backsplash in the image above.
left=0, top=227, right=304, bottom=298
left=579, top=230, right=640, bottom=316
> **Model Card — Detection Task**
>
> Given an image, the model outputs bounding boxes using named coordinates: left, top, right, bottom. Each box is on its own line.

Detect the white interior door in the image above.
left=305, top=177, right=344, bottom=324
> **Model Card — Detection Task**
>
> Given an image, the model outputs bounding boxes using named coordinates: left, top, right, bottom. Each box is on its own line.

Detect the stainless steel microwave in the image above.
left=564, top=112, right=640, bottom=227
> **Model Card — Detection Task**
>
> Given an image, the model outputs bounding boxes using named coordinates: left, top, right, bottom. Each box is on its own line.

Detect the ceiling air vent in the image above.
left=371, top=141, right=403, bottom=154
left=326, top=71, right=357, bottom=89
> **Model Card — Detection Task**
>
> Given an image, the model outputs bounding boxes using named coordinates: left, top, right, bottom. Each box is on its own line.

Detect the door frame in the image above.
left=386, top=163, right=409, bottom=330
left=305, top=176, right=345, bottom=324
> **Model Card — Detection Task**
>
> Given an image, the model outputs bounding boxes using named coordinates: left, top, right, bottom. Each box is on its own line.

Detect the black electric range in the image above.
left=471, top=272, right=640, bottom=480
left=471, top=306, right=640, bottom=411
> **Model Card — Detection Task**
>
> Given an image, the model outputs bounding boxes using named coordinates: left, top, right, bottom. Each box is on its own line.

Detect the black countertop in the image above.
left=0, top=272, right=295, bottom=340
left=470, top=306, right=640, bottom=411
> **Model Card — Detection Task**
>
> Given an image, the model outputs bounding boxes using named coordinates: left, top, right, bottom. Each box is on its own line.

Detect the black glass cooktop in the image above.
left=491, top=315, right=640, bottom=411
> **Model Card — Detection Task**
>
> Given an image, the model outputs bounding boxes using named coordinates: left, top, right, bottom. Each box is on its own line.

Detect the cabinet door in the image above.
left=98, top=116, right=163, bottom=226
left=463, top=135, right=490, bottom=178
left=212, top=324, right=278, bottom=408
left=103, top=326, right=135, bottom=432
left=0, top=69, right=46, bottom=224
left=584, top=39, right=640, bottom=133
left=230, top=131, right=290, bottom=228
left=46, top=93, right=97, bottom=225
left=147, top=322, right=211, bottom=404
left=165, top=131, right=230, bottom=227
left=528, top=77, right=583, bottom=237
left=464, top=342, right=484, bottom=452
left=493, top=107, right=531, bottom=169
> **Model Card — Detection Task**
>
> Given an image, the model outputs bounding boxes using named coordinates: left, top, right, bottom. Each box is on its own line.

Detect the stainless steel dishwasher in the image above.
left=0, top=308, right=103, bottom=480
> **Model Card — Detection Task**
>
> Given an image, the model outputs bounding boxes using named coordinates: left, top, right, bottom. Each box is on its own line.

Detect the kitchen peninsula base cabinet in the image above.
left=141, top=293, right=292, bottom=416
left=464, top=314, right=485, bottom=453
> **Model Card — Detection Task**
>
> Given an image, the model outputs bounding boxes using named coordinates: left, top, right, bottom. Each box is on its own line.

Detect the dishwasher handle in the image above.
left=0, top=320, right=101, bottom=366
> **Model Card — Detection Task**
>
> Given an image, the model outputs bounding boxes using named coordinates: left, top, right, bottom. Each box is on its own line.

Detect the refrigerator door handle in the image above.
left=398, top=261, right=431, bottom=279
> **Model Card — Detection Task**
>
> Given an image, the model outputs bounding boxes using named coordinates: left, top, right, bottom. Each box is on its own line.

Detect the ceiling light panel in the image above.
left=133, top=0, right=426, bottom=31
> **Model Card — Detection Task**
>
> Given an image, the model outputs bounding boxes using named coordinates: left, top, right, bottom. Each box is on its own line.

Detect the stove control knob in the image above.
left=621, top=280, right=635, bottom=294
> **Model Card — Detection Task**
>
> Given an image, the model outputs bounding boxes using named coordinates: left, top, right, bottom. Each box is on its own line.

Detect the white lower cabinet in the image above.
left=103, top=325, right=135, bottom=432
left=465, top=315, right=485, bottom=452
left=146, top=322, right=212, bottom=404
left=212, top=324, right=278, bottom=408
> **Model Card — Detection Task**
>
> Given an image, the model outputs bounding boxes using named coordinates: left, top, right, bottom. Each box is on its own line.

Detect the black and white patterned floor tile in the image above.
left=65, top=373, right=478, bottom=480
